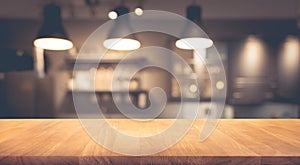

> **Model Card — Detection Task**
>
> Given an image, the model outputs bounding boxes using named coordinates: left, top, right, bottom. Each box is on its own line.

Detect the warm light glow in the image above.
left=134, top=7, right=143, bottom=16
left=176, top=37, right=213, bottom=50
left=240, top=36, right=266, bottom=76
left=103, top=38, right=141, bottom=51
left=216, top=81, right=225, bottom=90
left=281, top=36, right=299, bottom=67
left=278, top=36, right=300, bottom=87
left=34, top=38, right=73, bottom=50
left=34, top=47, right=45, bottom=78
left=193, top=49, right=206, bottom=75
left=108, top=11, right=118, bottom=20
left=244, top=37, right=262, bottom=64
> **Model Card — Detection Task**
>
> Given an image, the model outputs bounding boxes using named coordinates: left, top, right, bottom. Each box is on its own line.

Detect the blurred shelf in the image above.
left=66, top=58, right=148, bottom=65
left=172, top=73, right=197, bottom=78
left=65, top=58, right=149, bottom=71
left=169, top=97, right=201, bottom=102
left=69, top=90, right=148, bottom=95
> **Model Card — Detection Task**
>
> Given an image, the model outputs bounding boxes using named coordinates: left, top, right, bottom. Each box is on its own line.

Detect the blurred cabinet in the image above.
left=230, top=76, right=275, bottom=104
left=64, top=58, right=149, bottom=114
left=67, top=58, right=145, bottom=92
left=170, top=42, right=228, bottom=102
left=234, top=103, right=299, bottom=118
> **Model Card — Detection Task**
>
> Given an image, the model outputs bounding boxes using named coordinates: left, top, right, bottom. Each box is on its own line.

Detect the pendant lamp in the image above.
left=176, top=4, right=213, bottom=50
left=103, top=5, right=141, bottom=51
left=33, top=3, right=73, bottom=50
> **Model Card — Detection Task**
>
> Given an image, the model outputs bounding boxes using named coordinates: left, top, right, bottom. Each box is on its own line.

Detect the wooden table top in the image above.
left=0, top=119, right=299, bottom=164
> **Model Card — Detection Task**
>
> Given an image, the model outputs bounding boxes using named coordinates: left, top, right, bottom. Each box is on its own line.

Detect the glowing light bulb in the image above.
left=108, top=11, right=118, bottom=20
left=134, top=7, right=143, bottom=16
left=216, top=81, right=225, bottom=90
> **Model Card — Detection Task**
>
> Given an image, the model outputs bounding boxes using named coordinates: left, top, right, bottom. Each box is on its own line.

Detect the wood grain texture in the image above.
left=0, top=119, right=299, bottom=164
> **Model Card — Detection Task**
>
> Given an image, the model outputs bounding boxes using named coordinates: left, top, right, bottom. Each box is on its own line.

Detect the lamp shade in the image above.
left=33, top=3, right=73, bottom=50
left=176, top=4, right=213, bottom=50
left=103, top=5, right=141, bottom=51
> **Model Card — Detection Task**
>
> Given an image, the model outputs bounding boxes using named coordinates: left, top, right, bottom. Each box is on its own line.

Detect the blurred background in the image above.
left=0, top=0, right=299, bottom=118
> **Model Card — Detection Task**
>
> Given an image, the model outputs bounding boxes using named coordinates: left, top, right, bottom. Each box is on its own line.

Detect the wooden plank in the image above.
left=0, top=119, right=299, bottom=164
